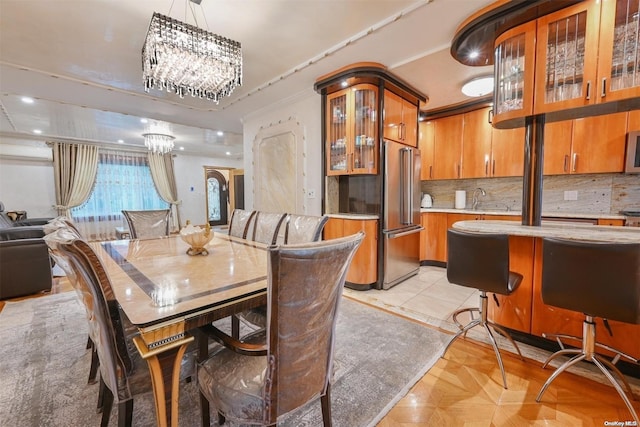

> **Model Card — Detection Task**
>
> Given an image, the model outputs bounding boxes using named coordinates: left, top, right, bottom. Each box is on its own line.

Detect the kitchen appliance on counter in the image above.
left=382, top=140, right=422, bottom=289
left=620, top=210, right=640, bottom=227
left=421, top=193, right=433, bottom=208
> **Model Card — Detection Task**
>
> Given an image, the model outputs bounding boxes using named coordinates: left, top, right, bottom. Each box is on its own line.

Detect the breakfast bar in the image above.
left=451, top=220, right=640, bottom=360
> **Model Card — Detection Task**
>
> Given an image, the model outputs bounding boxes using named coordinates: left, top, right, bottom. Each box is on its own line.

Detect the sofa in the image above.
left=0, top=202, right=54, bottom=299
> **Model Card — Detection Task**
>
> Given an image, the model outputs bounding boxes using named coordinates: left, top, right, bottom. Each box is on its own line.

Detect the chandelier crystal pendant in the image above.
left=142, top=10, right=242, bottom=103
left=143, top=133, right=175, bottom=154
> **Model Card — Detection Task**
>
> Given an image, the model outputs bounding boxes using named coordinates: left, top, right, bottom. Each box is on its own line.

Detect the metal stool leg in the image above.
left=536, top=353, right=586, bottom=402
left=441, top=318, right=481, bottom=358
left=591, top=356, right=639, bottom=425
left=541, top=348, right=582, bottom=369
left=490, top=322, right=524, bottom=361
left=483, top=322, right=508, bottom=389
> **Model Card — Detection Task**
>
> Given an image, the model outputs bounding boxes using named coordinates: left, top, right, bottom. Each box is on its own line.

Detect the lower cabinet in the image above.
left=324, top=217, right=378, bottom=289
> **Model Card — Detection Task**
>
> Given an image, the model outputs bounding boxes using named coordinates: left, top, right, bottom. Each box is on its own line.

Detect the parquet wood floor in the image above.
left=2, top=278, right=639, bottom=426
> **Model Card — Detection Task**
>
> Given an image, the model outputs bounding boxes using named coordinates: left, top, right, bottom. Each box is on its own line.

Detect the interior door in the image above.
left=204, top=167, right=229, bottom=226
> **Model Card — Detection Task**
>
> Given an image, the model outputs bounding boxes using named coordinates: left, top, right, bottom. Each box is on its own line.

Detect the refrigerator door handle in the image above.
left=384, top=226, right=424, bottom=239
left=400, top=147, right=413, bottom=225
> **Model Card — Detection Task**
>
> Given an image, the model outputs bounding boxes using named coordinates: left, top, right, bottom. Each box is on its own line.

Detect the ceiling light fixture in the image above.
left=21, top=97, right=34, bottom=104
left=461, top=75, right=494, bottom=97
left=143, top=133, right=175, bottom=154
left=142, top=0, right=242, bottom=103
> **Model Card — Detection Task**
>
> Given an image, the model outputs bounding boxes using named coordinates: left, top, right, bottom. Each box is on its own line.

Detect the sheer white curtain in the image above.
left=72, top=150, right=168, bottom=241
left=148, top=152, right=181, bottom=231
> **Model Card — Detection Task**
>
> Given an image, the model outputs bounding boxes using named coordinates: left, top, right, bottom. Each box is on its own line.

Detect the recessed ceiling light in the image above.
left=225, top=151, right=231, bottom=156
left=21, top=97, right=34, bottom=104
left=117, top=139, right=124, bottom=144
left=461, top=76, right=494, bottom=97
left=179, top=146, right=185, bottom=150
left=140, top=118, right=148, bottom=124
left=33, top=129, right=42, bottom=134
left=217, top=131, right=224, bottom=137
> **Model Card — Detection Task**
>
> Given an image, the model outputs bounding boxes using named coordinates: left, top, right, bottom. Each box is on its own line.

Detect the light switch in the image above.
left=564, top=190, right=578, bottom=201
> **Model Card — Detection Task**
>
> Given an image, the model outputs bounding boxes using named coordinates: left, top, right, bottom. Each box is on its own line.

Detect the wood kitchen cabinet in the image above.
left=432, top=115, right=464, bottom=180
left=461, top=107, right=493, bottom=178
left=544, top=112, right=627, bottom=174
left=383, top=90, right=418, bottom=147
left=323, top=217, right=378, bottom=288
left=326, top=84, right=378, bottom=175
left=490, top=126, right=525, bottom=178
left=629, top=109, right=640, bottom=130
left=418, top=121, right=435, bottom=180
left=420, top=212, right=448, bottom=263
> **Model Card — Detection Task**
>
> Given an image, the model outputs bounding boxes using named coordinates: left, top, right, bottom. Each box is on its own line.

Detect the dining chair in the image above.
left=43, top=217, right=101, bottom=385
left=121, top=209, right=170, bottom=239
left=248, top=211, right=288, bottom=245
left=234, top=214, right=331, bottom=334
left=43, top=227, right=195, bottom=427
left=228, top=208, right=256, bottom=239
left=197, top=232, right=364, bottom=427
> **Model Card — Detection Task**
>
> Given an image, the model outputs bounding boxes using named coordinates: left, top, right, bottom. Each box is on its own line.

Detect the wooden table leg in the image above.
left=133, top=334, right=195, bottom=427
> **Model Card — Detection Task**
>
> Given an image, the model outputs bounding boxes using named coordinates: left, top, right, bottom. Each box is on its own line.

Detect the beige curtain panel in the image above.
left=52, top=142, right=99, bottom=217
left=148, top=152, right=181, bottom=230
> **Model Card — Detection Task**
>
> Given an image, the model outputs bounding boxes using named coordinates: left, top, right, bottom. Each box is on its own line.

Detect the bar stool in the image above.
left=442, top=229, right=524, bottom=389
left=536, top=237, right=639, bottom=424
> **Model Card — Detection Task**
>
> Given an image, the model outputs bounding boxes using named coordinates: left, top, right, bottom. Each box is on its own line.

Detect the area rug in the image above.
left=0, top=292, right=449, bottom=427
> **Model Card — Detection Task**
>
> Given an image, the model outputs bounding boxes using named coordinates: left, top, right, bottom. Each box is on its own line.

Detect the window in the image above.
left=72, top=151, right=168, bottom=221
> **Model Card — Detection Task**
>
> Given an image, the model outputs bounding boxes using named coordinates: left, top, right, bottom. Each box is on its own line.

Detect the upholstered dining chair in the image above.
left=442, top=229, right=524, bottom=389
left=228, top=209, right=256, bottom=239
left=234, top=214, right=331, bottom=334
left=121, top=209, right=170, bottom=240
left=197, top=232, right=364, bottom=427
left=43, top=227, right=195, bottom=427
left=248, top=211, right=288, bottom=245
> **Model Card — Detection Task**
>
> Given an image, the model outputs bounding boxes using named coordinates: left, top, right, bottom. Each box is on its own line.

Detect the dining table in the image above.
left=90, top=232, right=269, bottom=427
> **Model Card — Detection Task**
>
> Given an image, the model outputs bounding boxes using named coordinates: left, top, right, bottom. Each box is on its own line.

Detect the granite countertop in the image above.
left=451, top=220, right=640, bottom=243
left=420, top=208, right=626, bottom=220
left=326, top=213, right=379, bottom=220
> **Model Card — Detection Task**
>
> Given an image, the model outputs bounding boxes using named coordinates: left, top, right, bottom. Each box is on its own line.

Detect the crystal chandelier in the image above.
left=142, top=2, right=242, bottom=103
left=143, top=133, right=175, bottom=154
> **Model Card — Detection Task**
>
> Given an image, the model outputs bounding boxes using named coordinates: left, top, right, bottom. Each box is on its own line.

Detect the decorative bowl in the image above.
left=180, top=223, right=213, bottom=256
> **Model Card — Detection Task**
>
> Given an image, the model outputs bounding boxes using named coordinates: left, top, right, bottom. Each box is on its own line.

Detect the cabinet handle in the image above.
left=485, top=160, right=489, bottom=176
left=563, top=155, right=569, bottom=172
left=601, top=78, right=607, bottom=98
left=487, top=109, right=493, bottom=124
left=429, top=165, right=433, bottom=179
left=572, top=153, right=578, bottom=172
left=585, top=81, right=591, bottom=100
left=492, top=159, right=496, bottom=176
left=457, top=164, right=461, bottom=178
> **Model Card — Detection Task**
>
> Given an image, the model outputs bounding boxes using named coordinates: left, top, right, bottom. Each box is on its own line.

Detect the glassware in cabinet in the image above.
left=327, top=91, right=348, bottom=173
left=353, top=87, right=377, bottom=172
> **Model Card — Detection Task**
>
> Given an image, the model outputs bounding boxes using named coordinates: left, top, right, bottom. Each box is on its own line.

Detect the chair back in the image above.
left=44, top=228, right=136, bottom=402
left=542, top=238, right=640, bottom=324
left=249, top=211, right=287, bottom=245
left=228, top=209, right=256, bottom=239
left=447, top=229, right=515, bottom=294
left=44, top=216, right=83, bottom=237
left=264, top=232, right=363, bottom=422
left=284, top=214, right=329, bottom=244
left=121, top=209, right=170, bottom=240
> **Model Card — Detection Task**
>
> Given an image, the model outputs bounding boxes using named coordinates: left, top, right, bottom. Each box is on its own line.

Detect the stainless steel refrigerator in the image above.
left=382, top=140, right=423, bottom=289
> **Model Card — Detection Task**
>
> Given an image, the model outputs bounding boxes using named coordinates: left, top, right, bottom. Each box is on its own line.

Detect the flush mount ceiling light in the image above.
left=461, top=76, right=494, bottom=97
left=143, top=133, right=175, bottom=154
left=142, top=0, right=242, bottom=103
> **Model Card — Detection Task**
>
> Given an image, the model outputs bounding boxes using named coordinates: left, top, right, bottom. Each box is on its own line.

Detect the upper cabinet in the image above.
left=315, top=63, right=427, bottom=177
left=432, top=114, right=464, bottom=180
left=461, top=107, right=493, bottom=178
left=383, top=90, right=419, bottom=147
left=492, top=0, right=640, bottom=126
left=418, top=121, right=435, bottom=180
left=326, top=84, right=378, bottom=175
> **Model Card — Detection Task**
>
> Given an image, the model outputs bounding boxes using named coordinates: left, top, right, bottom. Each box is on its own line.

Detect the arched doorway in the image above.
left=204, top=168, right=228, bottom=226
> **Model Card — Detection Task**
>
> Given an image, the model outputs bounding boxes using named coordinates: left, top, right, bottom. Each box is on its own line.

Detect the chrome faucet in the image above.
left=472, top=188, right=486, bottom=210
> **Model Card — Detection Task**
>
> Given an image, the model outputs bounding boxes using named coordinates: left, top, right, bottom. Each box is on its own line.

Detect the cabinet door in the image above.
left=352, top=85, right=378, bottom=174
left=418, top=121, right=435, bottom=180
left=383, top=91, right=404, bottom=143
left=493, top=21, right=537, bottom=124
left=543, top=120, right=573, bottom=175
left=596, top=0, right=640, bottom=103
left=490, top=127, right=525, bottom=177
left=326, top=90, right=350, bottom=175
left=433, top=115, right=464, bottom=179
left=323, top=217, right=344, bottom=240
left=629, top=109, right=640, bottom=130
left=402, top=100, right=419, bottom=147
left=571, top=112, right=628, bottom=173
left=462, top=107, right=493, bottom=178
left=420, top=212, right=448, bottom=262
left=343, top=219, right=378, bottom=285
left=534, top=1, right=601, bottom=113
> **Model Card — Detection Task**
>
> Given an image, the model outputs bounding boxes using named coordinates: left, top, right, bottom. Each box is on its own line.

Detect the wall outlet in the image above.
left=564, top=190, right=578, bottom=201
left=307, top=189, right=316, bottom=199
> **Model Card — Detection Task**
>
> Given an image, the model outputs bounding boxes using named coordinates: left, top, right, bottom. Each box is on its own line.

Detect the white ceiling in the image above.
left=0, top=0, right=494, bottom=158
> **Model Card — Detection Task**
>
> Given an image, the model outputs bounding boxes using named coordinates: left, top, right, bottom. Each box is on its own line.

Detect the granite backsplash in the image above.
left=420, top=173, right=640, bottom=215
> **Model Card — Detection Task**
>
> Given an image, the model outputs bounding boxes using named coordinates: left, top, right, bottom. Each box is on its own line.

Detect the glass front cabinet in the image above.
left=326, top=84, right=378, bottom=175
left=494, top=0, right=640, bottom=124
